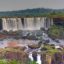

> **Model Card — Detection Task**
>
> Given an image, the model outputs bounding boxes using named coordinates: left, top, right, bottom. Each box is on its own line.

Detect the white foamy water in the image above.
left=29, top=51, right=41, bottom=64
left=2, top=17, right=53, bottom=31
left=29, top=52, right=33, bottom=61
left=36, top=54, right=41, bottom=64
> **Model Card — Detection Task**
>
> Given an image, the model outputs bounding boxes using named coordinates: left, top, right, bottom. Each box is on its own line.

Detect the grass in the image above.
left=28, top=59, right=38, bottom=64
left=0, top=59, right=38, bottom=64
left=0, top=59, right=8, bottom=64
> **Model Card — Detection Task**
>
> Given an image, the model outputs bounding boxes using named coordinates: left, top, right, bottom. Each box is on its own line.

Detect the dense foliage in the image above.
left=0, top=59, right=38, bottom=64
left=0, top=8, right=64, bottom=17
left=48, top=25, right=64, bottom=39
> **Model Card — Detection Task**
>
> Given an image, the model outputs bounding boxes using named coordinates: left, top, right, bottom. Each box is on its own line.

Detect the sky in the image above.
left=0, top=0, right=64, bottom=11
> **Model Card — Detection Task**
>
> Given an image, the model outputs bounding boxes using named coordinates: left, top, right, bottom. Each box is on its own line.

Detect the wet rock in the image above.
left=44, top=39, right=50, bottom=44
left=12, top=46, right=26, bottom=51
left=41, top=47, right=48, bottom=51
left=55, top=39, right=60, bottom=43
left=5, top=46, right=27, bottom=52
left=41, top=51, right=64, bottom=64
left=38, top=40, right=42, bottom=45
left=28, top=44, right=40, bottom=49
left=0, top=34, right=8, bottom=39
left=32, top=51, right=37, bottom=61
left=41, top=53, right=52, bottom=64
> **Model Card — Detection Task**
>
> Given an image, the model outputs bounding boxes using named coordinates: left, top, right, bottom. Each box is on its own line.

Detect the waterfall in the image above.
left=2, top=18, right=10, bottom=31
left=34, top=17, right=41, bottom=30
left=36, top=54, right=41, bottom=64
left=29, top=51, right=42, bottom=64
left=2, top=17, right=53, bottom=31
left=44, top=17, right=54, bottom=30
left=24, top=17, right=47, bottom=30
left=29, top=52, right=33, bottom=61
left=16, top=18, right=23, bottom=30
left=24, top=18, right=36, bottom=30
left=2, top=18, right=21, bottom=31
left=8, top=18, right=17, bottom=31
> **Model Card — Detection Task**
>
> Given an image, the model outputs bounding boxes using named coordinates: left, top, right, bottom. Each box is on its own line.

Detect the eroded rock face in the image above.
left=5, top=51, right=28, bottom=64
left=0, top=46, right=64, bottom=64
left=41, top=53, right=52, bottom=64
left=0, top=47, right=29, bottom=64
left=51, top=52, right=64, bottom=64
left=32, top=51, right=37, bottom=61
left=41, top=52, right=64, bottom=64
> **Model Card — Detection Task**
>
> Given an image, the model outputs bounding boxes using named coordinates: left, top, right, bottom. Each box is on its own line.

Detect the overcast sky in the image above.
left=0, top=0, right=64, bottom=11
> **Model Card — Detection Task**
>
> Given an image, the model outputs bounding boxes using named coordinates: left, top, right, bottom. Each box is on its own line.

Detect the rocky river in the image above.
left=0, top=30, right=63, bottom=64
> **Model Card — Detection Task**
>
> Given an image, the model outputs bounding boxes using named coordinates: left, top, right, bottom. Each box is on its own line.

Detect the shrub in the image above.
left=8, top=60, right=20, bottom=64
left=0, top=59, right=8, bottom=64
left=28, top=59, right=38, bottom=64
left=48, top=25, right=64, bottom=39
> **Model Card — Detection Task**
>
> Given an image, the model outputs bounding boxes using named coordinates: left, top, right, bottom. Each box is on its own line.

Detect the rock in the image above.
left=55, top=39, right=60, bottom=43
left=28, top=44, right=40, bottom=49
left=44, top=39, right=50, bottom=43
left=5, top=50, right=28, bottom=64
left=13, top=46, right=26, bottom=51
left=41, top=51, right=64, bottom=64
left=51, top=52, right=64, bottom=64
left=32, top=51, right=37, bottom=61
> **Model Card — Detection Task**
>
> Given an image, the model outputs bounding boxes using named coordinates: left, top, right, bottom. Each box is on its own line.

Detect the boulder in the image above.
left=28, top=44, right=40, bottom=49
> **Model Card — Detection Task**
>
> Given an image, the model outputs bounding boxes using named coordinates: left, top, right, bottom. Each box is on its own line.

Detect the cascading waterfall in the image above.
left=29, top=52, right=41, bottom=64
left=2, top=18, right=8, bottom=31
left=16, top=18, right=23, bottom=30
left=2, top=18, right=18, bottom=31
left=8, top=18, right=17, bottom=31
left=29, top=52, right=34, bottom=61
left=23, top=17, right=50, bottom=30
left=34, top=17, right=41, bottom=30
left=2, top=17, right=53, bottom=31
left=36, top=54, right=41, bottom=64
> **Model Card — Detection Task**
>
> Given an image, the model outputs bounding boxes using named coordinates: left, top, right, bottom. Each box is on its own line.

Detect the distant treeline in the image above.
left=0, top=8, right=64, bottom=17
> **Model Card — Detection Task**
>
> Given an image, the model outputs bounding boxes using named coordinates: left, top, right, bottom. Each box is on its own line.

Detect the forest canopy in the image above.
left=0, top=8, right=64, bottom=17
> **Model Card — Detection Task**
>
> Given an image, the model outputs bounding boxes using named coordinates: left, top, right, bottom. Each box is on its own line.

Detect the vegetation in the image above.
left=0, top=8, right=64, bottom=17
left=48, top=25, right=64, bottom=39
left=28, top=59, right=38, bottom=64
left=0, top=59, right=7, bottom=64
left=41, top=44, right=59, bottom=55
left=0, top=59, right=38, bottom=64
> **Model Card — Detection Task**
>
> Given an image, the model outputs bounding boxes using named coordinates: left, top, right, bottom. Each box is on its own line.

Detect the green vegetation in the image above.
left=8, top=60, right=20, bottom=64
left=0, top=8, right=64, bottom=17
left=0, top=59, right=20, bottom=64
left=41, top=44, right=59, bottom=54
left=48, top=25, right=64, bottom=39
left=0, top=59, right=8, bottom=64
left=0, top=59, right=38, bottom=64
left=28, top=60, right=38, bottom=64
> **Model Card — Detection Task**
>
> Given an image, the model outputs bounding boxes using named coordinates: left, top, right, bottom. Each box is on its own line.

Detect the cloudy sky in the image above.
left=0, top=0, right=64, bottom=11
